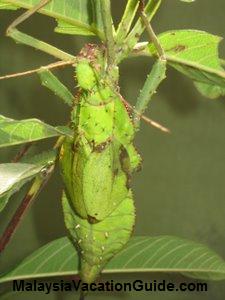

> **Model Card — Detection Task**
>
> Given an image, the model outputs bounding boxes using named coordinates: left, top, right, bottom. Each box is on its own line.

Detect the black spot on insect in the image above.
left=93, top=142, right=107, bottom=152
left=92, top=138, right=112, bottom=153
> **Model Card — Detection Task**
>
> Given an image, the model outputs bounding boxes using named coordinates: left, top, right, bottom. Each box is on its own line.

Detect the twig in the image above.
left=101, top=0, right=116, bottom=69
left=11, top=143, right=32, bottom=163
left=0, top=60, right=74, bottom=80
left=139, top=0, right=166, bottom=61
left=79, top=291, right=85, bottom=300
left=0, top=166, right=54, bottom=253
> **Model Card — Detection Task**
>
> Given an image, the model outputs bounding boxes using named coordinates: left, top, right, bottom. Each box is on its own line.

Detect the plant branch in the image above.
left=139, top=0, right=165, bottom=60
left=0, top=167, right=54, bottom=253
left=101, top=0, right=116, bottom=69
left=11, top=143, right=32, bottom=163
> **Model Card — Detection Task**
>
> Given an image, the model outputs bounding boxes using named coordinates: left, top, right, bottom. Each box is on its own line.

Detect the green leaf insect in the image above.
left=59, top=45, right=141, bottom=283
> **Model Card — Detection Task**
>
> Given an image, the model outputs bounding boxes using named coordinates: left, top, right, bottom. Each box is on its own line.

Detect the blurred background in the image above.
left=0, top=0, right=225, bottom=299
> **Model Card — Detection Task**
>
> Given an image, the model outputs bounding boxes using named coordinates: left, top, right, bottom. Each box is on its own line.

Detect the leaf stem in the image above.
left=11, top=143, right=32, bottom=163
left=100, top=0, right=116, bottom=69
left=0, top=168, right=53, bottom=253
left=79, top=291, right=86, bottom=300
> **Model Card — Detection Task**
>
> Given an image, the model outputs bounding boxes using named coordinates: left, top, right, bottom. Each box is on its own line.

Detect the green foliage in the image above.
left=1, top=235, right=225, bottom=284
left=0, top=114, right=72, bottom=148
left=0, top=151, right=56, bottom=212
left=139, top=30, right=225, bottom=98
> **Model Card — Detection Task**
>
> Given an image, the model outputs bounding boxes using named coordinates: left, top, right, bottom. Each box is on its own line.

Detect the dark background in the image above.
left=0, top=0, right=225, bottom=299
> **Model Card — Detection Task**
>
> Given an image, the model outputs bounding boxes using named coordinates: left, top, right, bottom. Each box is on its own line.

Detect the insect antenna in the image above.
left=0, top=60, right=75, bottom=80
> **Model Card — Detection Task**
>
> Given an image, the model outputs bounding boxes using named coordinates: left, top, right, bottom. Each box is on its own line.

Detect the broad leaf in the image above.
left=1, top=236, right=225, bottom=283
left=137, top=30, right=225, bottom=98
left=0, top=114, right=72, bottom=148
left=0, top=150, right=56, bottom=212
left=1, top=0, right=104, bottom=38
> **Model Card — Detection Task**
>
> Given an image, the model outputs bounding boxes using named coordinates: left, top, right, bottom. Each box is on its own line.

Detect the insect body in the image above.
left=60, top=46, right=141, bottom=283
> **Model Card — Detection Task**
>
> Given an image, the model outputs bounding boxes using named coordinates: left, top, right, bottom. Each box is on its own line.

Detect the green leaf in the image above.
left=1, top=236, right=225, bottom=283
left=137, top=30, right=225, bottom=98
left=1, top=0, right=104, bottom=38
left=0, top=114, right=72, bottom=148
left=0, top=150, right=56, bottom=212
left=194, top=81, right=225, bottom=99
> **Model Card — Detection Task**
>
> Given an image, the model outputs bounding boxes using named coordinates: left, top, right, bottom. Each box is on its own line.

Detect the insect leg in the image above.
left=38, top=69, right=74, bottom=106
left=133, top=59, right=167, bottom=128
left=6, top=0, right=75, bottom=61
